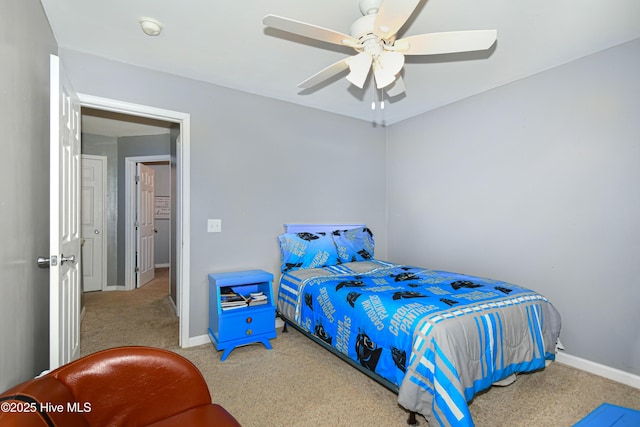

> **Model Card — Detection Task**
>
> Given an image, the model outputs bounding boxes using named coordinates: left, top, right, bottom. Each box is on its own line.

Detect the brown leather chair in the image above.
left=0, top=346, right=241, bottom=426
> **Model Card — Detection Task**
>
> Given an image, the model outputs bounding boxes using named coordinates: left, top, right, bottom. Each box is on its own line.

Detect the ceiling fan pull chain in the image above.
left=371, top=80, right=376, bottom=110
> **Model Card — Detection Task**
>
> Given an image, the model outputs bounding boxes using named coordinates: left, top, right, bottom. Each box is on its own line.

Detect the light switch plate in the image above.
left=207, top=219, right=222, bottom=233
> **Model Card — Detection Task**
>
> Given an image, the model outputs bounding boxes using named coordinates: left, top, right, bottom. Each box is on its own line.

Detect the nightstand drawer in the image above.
left=217, top=306, right=275, bottom=343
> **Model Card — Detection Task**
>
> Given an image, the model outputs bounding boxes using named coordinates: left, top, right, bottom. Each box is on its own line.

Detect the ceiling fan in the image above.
left=263, top=0, right=497, bottom=97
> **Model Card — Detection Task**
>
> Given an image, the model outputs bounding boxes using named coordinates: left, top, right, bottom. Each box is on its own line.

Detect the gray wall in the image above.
left=0, top=0, right=57, bottom=389
left=58, top=49, right=389, bottom=338
left=387, top=38, right=640, bottom=376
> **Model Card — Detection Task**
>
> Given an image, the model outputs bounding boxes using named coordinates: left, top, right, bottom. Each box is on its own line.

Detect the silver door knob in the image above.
left=37, top=256, right=51, bottom=269
left=60, top=254, right=76, bottom=265
left=37, top=255, right=58, bottom=268
left=94, top=229, right=100, bottom=234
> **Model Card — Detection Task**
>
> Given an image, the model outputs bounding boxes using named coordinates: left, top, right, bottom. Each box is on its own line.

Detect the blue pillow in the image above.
left=278, top=232, right=340, bottom=272
left=332, top=227, right=375, bottom=263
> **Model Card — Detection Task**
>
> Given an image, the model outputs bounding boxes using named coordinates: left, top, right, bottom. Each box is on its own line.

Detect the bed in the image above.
left=276, top=224, right=561, bottom=427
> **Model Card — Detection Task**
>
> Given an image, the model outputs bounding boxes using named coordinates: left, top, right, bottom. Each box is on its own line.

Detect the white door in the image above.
left=137, top=163, right=155, bottom=287
left=81, top=155, right=106, bottom=292
left=49, top=55, right=81, bottom=369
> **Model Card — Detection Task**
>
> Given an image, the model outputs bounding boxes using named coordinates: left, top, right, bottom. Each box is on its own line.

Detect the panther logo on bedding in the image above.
left=390, top=272, right=419, bottom=282
left=357, top=249, right=372, bottom=260
left=297, top=232, right=321, bottom=241
left=346, top=291, right=362, bottom=307
left=283, top=262, right=303, bottom=272
left=392, top=291, right=428, bottom=300
left=391, top=347, right=407, bottom=373
left=355, top=331, right=382, bottom=372
left=335, top=280, right=366, bottom=291
left=314, top=323, right=332, bottom=344
left=440, top=298, right=459, bottom=307
left=332, top=228, right=373, bottom=238
left=450, top=280, right=483, bottom=290
left=304, top=293, right=313, bottom=310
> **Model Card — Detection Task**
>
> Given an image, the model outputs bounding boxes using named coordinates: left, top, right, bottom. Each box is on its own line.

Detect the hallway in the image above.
left=80, top=268, right=178, bottom=356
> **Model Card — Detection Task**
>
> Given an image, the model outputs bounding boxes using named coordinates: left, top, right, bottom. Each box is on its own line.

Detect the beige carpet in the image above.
left=81, top=268, right=178, bottom=355
left=81, top=271, right=640, bottom=426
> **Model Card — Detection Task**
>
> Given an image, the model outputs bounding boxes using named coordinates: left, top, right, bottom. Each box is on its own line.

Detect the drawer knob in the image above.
left=246, top=329, right=252, bottom=336
left=246, top=317, right=252, bottom=324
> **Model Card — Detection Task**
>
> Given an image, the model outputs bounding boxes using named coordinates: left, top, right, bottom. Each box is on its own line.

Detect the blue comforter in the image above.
left=277, top=260, right=561, bottom=426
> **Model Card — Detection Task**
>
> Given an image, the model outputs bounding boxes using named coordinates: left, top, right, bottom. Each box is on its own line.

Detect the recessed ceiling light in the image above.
left=139, top=17, right=163, bottom=36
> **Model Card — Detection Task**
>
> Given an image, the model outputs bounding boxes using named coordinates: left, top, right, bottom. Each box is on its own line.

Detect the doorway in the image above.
left=78, top=94, right=191, bottom=348
left=123, top=156, right=172, bottom=291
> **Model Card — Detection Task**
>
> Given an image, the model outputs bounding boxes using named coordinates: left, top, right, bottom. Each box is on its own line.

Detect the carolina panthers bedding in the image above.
left=277, top=260, right=561, bottom=427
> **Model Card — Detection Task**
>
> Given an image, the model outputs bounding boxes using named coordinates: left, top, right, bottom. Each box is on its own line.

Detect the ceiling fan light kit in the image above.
left=264, top=0, right=497, bottom=101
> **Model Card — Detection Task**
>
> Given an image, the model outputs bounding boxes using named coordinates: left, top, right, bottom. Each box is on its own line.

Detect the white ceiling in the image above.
left=41, top=0, right=640, bottom=126
left=81, top=108, right=172, bottom=137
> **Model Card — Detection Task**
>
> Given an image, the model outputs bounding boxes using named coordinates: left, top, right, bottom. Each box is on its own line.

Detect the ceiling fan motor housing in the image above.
left=359, top=0, right=382, bottom=16
left=350, top=14, right=378, bottom=44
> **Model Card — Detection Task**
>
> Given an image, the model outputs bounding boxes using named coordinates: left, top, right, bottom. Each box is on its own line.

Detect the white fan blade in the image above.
left=385, top=75, right=406, bottom=97
left=373, top=0, right=421, bottom=40
left=373, top=51, right=404, bottom=89
left=345, top=52, right=373, bottom=89
left=395, top=30, right=497, bottom=55
left=298, top=58, right=350, bottom=89
left=264, top=14, right=359, bottom=48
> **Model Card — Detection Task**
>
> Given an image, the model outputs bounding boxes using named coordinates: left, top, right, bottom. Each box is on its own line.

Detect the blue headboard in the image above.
left=284, top=224, right=365, bottom=234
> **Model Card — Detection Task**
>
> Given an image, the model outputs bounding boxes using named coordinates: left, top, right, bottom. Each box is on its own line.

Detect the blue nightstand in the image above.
left=208, top=270, right=276, bottom=361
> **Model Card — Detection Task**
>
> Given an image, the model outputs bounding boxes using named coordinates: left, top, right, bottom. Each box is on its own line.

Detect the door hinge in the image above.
left=135, top=175, right=140, bottom=183
left=135, top=267, right=140, bottom=273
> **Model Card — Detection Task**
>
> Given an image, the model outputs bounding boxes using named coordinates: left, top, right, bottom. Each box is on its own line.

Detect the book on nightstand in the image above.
left=220, top=289, right=248, bottom=310
left=247, top=292, right=267, bottom=306
left=219, top=289, right=268, bottom=309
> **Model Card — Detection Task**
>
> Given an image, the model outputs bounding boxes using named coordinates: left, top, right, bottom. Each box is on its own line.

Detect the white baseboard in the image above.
left=185, top=334, right=211, bottom=348
left=555, top=351, right=640, bottom=390
left=167, top=295, right=178, bottom=316
left=155, top=263, right=170, bottom=268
